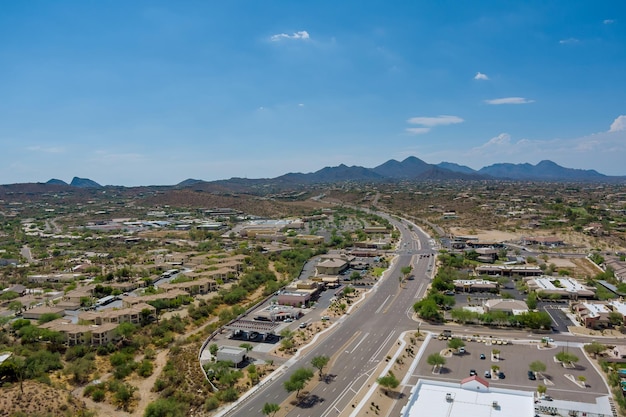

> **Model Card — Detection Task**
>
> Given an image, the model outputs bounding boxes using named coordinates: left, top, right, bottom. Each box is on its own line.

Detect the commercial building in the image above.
left=525, top=276, right=595, bottom=299
left=401, top=377, right=534, bottom=417
left=401, top=377, right=612, bottom=417
left=475, top=265, right=542, bottom=277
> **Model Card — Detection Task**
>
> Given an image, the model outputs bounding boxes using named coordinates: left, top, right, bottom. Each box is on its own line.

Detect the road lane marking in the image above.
left=375, top=295, right=391, bottom=314
left=350, top=333, right=370, bottom=354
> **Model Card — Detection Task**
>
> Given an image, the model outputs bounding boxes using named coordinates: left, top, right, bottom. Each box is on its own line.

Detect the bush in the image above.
left=204, top=396, right=220, bottom=411
left=92, top=389, right=106, bottom=402
left=137, top=360, right=154, bottom=378
left=144, top=398, right=187, bottom=417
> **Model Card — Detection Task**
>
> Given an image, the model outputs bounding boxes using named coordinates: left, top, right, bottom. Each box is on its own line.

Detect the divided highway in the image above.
left=225, top=218, right=434, bottom=417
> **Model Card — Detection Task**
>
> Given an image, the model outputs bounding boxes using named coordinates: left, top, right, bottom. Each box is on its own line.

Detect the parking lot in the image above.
left=410, top=337, right=609, bottom=404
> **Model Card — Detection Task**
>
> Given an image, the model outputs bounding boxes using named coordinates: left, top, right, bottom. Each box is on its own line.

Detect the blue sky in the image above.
left=1, top=1, right=625, bottom=186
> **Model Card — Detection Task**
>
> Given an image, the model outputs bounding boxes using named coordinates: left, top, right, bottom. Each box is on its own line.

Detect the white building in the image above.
left=401, top=377, right=534, bottom=417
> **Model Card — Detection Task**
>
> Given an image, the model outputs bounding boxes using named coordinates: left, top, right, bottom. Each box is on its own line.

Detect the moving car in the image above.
left=469, top=369, right=477, bottom=376
left=480, top=354, right=486, bottom=360
left=484, top=370, right=491, bottom=378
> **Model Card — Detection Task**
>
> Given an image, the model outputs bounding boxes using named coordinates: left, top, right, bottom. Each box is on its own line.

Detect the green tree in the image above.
left=115, top=322, right=137, bottom=343
left=526, top=292, right=538, bottom=310
left=284, top=367, right=314, bottom=398
left=609, top=311, right=623, bottom=327
left=537, top=384, right=547, bottom=396
left=413, top=298, right=442, bottom=322
left=209, top=343, right=219, bottom=356
left=8, top=300, right=24, bottom=315
left=584, top=341, right=607, bottom=358
left=447, top=338, right=465, bottom=351
left=239, top=343, right=253, bottom=352
left=311, top=355, right=330, bottom=380
left=577, top=375, right=587, bottom=387
left=427, top=353, right=446, bottom=371
left=262, top=402, right=281, bottom=417
left=376, top=372, right=400, bottom=396
left=555, top=351, right=579, bottom=366
left=529, top=360, right=546, bottom=376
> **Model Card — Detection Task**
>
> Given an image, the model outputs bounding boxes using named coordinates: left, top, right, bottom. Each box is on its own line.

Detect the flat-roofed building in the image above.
left=215, top=346, right=247, bottom=367
left=572, top=302, right=612, bottom=328
left=401, top=377, right=534, bottom=417
left=453, top=279, right=498, bottom=293
left=401, top=377, right=611, bottom=417
left=526, top=276, right=595, bottom=299
left=277, top=291, right=312, bottom=308
left=476, top=265, right=542, bottom=277
left=572, top=300, right=626, bottom=328
left=22, top=306, right=66, bottom=320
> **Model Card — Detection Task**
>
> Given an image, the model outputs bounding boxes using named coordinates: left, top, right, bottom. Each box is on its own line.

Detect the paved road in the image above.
left=20, top=245, right=34, bottom=263
left=225, top=217, right=435, bottom=417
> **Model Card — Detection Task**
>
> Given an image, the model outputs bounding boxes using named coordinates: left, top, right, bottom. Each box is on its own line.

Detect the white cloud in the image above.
left=270, top=31, right=310, bottom=42
left=609, top=115, right=626, bottom=132
left=604, top=19, right=615, bottom=24
left=26, top=145, right=64, bottom=153
left=559, top=37, right=579, bottom=44
left=405, top=127, right=431, bottom=135
left=406, top=115, right=464, bottom=127
left=474, top=72, right=489, bottom=80
left=484, top=97, right=535, bottom=105
left=484, top=133, right=512, bottom=146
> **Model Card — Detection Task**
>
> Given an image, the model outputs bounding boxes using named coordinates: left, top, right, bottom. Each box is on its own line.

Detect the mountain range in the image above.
left=30, top=157, right=625, bottom=190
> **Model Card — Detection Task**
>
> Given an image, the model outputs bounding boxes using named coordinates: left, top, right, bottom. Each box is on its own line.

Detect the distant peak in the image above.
left=70, top=177, right=102, bottom=188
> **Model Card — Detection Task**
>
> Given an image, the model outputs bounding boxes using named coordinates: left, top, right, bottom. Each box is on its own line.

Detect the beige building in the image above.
left=483, top=299, right=528, bottom=315
left=40, top=319, right=118, bottom=346
left=79, top=302, right=156, bottom=325
left=159, top=278, right=217, bottom=295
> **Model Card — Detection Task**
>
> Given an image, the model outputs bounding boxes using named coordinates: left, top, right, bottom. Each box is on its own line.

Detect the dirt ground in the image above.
left=451, top=227, right=626, bottom=254
left=1, top=380, right=89, bottom=417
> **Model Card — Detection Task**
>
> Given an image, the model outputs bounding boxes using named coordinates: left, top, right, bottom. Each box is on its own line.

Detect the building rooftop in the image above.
left=401, top=379, right=534, bottom=417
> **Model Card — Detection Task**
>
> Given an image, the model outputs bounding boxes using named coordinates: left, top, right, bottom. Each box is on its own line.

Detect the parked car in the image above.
left=480, top=354, right=486, bottom=360
left=283, top=318, right=293, bottom=323
left=528, top=371, right=536, bottom=380
left=469, top=369, right=477, bottom=376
